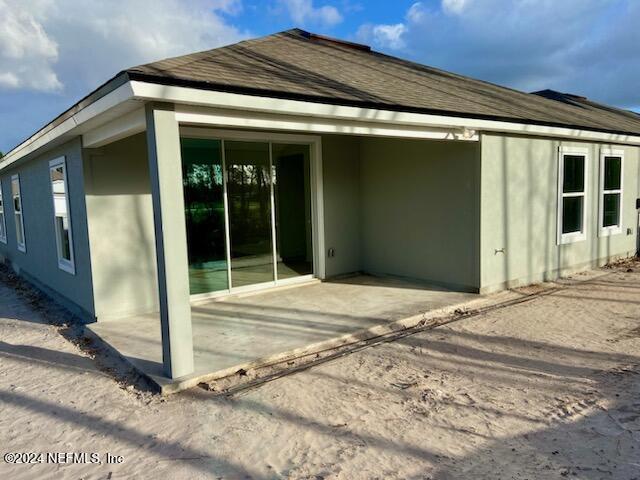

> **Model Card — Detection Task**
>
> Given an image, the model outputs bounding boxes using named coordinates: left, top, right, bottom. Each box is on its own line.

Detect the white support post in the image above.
left=145, top=102, right=194, bottom=379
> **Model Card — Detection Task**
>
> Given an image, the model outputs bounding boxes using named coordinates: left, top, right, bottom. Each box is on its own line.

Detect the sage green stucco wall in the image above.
left=359, top=137, right=481, bottom=290
left=480, top=133, right=639, bottom=292
left=0, top=138, right=95, bottom=319
left=84, top=133, right=159, bottom=320
left=321, top=135, right=362, bottom=277
left=321, top=135, right=481, bottom=290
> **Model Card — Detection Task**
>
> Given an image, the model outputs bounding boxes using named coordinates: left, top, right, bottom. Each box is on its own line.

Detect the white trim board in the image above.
left=132, top=81, right=640, bottom=146
left=83, top=108, right=146, bottom=148
left=48, top=156, right=76, bottom=275
left=175, top=105, right=478, bottom=141
left=1, top=82, right=137, bottom=170
left=4, top=78, right=640, bottom=172
left=11, top=174, right=26, bottom=253
left=598, top=148, right=624, bottom=237
left=557, top=147, right=590, bottom=245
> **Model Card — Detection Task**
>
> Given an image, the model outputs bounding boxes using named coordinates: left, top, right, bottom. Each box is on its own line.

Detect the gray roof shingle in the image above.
left=125, top=29, right=640, bottom=136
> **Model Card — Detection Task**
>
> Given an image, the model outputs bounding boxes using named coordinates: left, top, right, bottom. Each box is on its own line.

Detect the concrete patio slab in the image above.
left=86, top=275, right=479, bottom=393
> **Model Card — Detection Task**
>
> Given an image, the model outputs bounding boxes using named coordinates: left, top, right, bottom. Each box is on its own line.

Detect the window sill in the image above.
left=17, top=244, right=26, bottom=253
left=558, top=232, right=586, bottom=245
left=0, top=237, right=6, bottom=245
left=599, top=227, right=622, bottom=238
left=58, top=261, right=76, bottom=275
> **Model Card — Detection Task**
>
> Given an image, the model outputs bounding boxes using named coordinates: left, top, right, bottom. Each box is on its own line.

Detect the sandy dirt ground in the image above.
left=0, top=260, right=639, bottom=480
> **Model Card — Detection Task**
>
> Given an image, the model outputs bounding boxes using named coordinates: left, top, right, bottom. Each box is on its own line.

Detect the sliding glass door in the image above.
left=181, top=138, right=228, bottom=295
left=225, top=141, right=274, bottom=288
left=272, top=143, right=313, bottom=280
left=181, top=136, right=314, bottom=296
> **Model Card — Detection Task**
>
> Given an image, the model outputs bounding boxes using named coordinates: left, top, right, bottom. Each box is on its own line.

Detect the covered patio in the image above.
left=80, top=97, right=482, bottom=392
left=87, top=274, right=477, bottom=392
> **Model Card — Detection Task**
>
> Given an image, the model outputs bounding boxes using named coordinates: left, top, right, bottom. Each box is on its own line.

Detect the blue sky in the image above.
left=1, top=0, right=639, bottom=153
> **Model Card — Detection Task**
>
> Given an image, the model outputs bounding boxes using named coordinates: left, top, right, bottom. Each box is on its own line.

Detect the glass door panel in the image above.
left=181, top=138, right=228, bottom=294
left=272, top=144, right=313, bottom=280
left=225, top=141, right=275, bottom=288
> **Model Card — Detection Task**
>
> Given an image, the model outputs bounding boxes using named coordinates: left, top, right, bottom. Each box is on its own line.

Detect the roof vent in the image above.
left=564, top=93, right=588, bottom=101
left=303, top=31, right=371, bottom=52
left=532, top=89, right=588, bottom=102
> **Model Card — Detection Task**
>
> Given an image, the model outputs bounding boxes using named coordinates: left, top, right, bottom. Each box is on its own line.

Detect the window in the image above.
left=11, top=175, right=26, bottom=252
left=599, top=149, right=623, bottom=236
left=49, top=157, right=75, bottom=274
left=557, top=147, right=588, bottom=244
left=0, top=182, right=6, bottom=244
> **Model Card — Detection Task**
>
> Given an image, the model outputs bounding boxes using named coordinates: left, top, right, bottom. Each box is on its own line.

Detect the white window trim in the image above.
left=557, top=147, right=589, bottom=245
left=11, top=174, right=26, bottom=253
left=49, top=157, right=75, bottom=275
left=598, top=149, right=624, bottom=237
left=0, top=181, right=6, bottom=244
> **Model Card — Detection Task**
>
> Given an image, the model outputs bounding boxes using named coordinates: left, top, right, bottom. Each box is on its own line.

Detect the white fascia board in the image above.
left=130, top=80, right=640, bottom=146
left=0, top=82, right=136, bottom=171
left=83, top=108, right=146, bottom=148
left=5, top=78, right=640, bottom=174
left=175, top=106, right=478, bottom=141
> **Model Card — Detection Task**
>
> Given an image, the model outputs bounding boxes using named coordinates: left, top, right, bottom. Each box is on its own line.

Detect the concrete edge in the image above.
left=87, top=266, right=618, bottom=396
left=147, top=288, right=544, bottom=394
left=81, top=325, right=162, bottom=394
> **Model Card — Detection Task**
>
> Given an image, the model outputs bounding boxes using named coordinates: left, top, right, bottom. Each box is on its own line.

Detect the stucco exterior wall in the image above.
left=480, top=133, right=639, bottom=292
left=321, top=135, right=362, bottom=277
left=359, top=137, right=481, bottom=290
left=84, top=133, right=159, bottom=320
left=320, top=135, right=481, bottom=290
left=0, top=138, right=95, bottom=319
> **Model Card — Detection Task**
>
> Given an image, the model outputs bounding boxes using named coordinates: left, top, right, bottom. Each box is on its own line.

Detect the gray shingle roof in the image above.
left=532, top=90, right=640, bottom=131
left=125, top=29, right=640, bottom=136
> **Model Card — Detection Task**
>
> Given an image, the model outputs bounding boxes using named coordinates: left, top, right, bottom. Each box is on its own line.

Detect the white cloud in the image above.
left=0, top=72, right=20, bottom=89
left=442, top=0, right=470, bottom=15
left=279, top=0, right=343, bottom=27
left=357, top=23, right=407, bottom=50
left=0, top=0, right=248, bottom=93
left=210, top=0, right=243, bottom=14
left=0, top=0, right=62, bottom=91
left=406, top=2, right=425, bottom=23
left=355, top=0, right=640, bottom=109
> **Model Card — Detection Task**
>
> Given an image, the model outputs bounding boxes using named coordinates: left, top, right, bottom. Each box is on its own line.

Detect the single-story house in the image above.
left=1, top=29, right=639, bottom=385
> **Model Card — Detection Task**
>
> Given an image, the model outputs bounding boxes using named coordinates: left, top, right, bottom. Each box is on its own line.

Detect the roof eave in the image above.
left=0, top=73, right=139, bottom=170
left=125, top=73, right=640, bottom=139
left=4, top=76, right=640, bottom=172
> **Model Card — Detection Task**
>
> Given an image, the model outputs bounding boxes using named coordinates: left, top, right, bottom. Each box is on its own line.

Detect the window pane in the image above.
left=56, top=216, right=71, bottom=261
left=50, top=166, right=64, bottom=184
left=11, top=179, right=19, bottom=197
left=603, top=156, right=621, bottom=190
left=272, top=143, right=313, bottom=280
left=225, top=140, right=274, bottom=288
left=51, top=166, right=67, bottom=217
left=603, top=193, right=620, bottom=228
left=13, top=196, right=20, bottom=212
left=562, top=196, right=583, bottom=234
left=180, top=138, right=229, bottom=294
left=563, top=155, right=585, bottom=193
left=0, top=213, right=4, bottom=238
left=15, top=214, right=23, bottom=245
